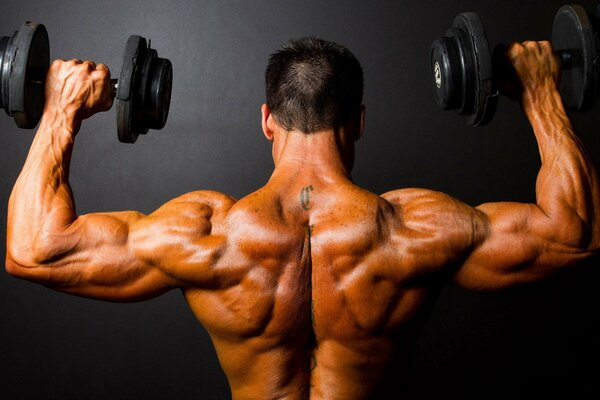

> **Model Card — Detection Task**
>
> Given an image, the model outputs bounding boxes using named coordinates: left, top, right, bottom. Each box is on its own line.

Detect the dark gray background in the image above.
left=1, top=0, right=599, bottom=398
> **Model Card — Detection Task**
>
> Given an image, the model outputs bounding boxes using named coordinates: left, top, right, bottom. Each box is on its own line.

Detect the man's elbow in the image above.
left=554, top=213, right=600, bottom=257
left=4, top=249, right=36, bottom=279
left=4, top=241, right=52, bottom=279
left=5, top=254, right=26, bottom=278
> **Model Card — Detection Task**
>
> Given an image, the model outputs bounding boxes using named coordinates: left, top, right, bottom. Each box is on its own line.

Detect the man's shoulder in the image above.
left=131, top=191, right=235, bottom=262
left=380, top=187, right=480, bottom=239
left=136, top=190, right=236, bottom=235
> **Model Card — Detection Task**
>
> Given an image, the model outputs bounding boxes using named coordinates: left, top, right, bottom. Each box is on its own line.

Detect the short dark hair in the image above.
left=265, top=37, right=364, bottom=133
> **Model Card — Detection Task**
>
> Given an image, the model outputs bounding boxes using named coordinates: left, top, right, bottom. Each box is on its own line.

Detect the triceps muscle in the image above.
left=10, top=211, right=179, bottom=302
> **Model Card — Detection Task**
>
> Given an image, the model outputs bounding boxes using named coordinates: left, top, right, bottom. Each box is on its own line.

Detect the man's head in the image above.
left=264, top=37, right=364, bottom=135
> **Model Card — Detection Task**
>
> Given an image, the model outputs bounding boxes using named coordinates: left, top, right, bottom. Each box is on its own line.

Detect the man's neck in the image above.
left=270, top=129, right=354, bottom=183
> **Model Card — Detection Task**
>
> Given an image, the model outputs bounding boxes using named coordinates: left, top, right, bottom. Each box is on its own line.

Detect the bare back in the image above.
left=164, top=176, right=478, bottom=399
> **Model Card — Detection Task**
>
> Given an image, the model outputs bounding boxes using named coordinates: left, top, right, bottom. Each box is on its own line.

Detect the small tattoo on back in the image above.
left=300, top=185, right=314, bottom=210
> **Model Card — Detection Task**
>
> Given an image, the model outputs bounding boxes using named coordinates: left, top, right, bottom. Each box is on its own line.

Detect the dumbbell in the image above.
left=0, top=22, right=172, bottom=143
left=430, top=5, right=599, bottom=127
left=0, top=22, right=48, bottom=130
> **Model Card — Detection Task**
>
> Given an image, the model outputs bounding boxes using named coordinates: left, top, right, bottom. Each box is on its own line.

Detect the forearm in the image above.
left=524, top=85, right=600, bottom=247
left=7, top=109, right=80, bottom=265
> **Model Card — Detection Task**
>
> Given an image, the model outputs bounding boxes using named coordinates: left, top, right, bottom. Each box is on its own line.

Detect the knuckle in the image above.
left=507, top=43, right=519, bottom=53
left=51, top=59, right=64, bottom=67
left=510, top=42, right=524, bottom=51
left=86, top=63, right=98, bottom=72
left=92, top=69, right=110, bottom=82
left=96, top=63, right=109, bottom=73
left=542, top=41, right=555, bottom=53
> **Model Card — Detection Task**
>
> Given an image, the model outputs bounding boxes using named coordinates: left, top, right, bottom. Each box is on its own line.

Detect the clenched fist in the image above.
left=44, top=59, right=113, bottom=120
left=504, top=41, right=561, bottom=100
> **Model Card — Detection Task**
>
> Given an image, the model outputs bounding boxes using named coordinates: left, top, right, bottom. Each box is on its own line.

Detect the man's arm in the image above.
left=4, top=59, right=175, bottom=301
left=453, top=41, right=600, bottom=290
left=5, top=60, right=230, bottom=301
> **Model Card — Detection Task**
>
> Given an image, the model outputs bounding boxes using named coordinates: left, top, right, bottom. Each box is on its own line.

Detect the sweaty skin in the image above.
left=6, top=42, right=600, bottom=399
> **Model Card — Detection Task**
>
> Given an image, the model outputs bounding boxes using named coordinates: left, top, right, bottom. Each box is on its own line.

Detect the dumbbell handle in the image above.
left=33, top=78, right=119, bottom=97
left=111, top=78, right=118, bottom=98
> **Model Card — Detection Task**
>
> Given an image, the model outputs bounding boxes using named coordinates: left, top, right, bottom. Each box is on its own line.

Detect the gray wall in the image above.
left=1, top=0, right=599, bottom=398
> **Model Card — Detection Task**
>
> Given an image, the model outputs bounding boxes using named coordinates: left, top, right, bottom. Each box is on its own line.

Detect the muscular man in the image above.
left=5, top=37, right=600, bottom=399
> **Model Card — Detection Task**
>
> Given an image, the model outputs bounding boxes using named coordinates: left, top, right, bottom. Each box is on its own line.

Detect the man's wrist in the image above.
left=521, top=82, right=565, bottom=119
left=38, top=107, right=81, bottom=139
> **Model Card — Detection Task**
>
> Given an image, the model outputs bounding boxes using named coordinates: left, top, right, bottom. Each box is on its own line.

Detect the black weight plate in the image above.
left=10, top=22, right=49, bottom=128
left=430, top=35, right=462, bottom=110
left=445, top=26, right=476, bottom=116
left=453, top=13, right=496, bottom=127
left=116, top=35, right=147, bottom=143
left=0, top=36, right=11, bottom=111
left=1, top=22, right=49, bottom=128
left=552, top=5, right=598, bottom=111
left=136, top=47, right=156, bottom=135
left=147, top=57, right=172, bottom=130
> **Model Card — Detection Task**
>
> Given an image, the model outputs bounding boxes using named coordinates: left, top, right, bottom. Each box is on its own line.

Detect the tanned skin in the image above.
left=6, top=42, right=600, bottom=399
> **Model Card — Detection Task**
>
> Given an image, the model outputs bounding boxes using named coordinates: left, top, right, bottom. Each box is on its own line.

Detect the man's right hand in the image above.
left=44, top=59, right=113, bottom=121
left=504, top=41, right=561, bottom=105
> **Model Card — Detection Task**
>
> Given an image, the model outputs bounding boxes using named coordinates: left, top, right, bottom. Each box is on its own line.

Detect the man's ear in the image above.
left=261, top=104, right=275, bottom=142
left=354, top=104, right=366, bottom=141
